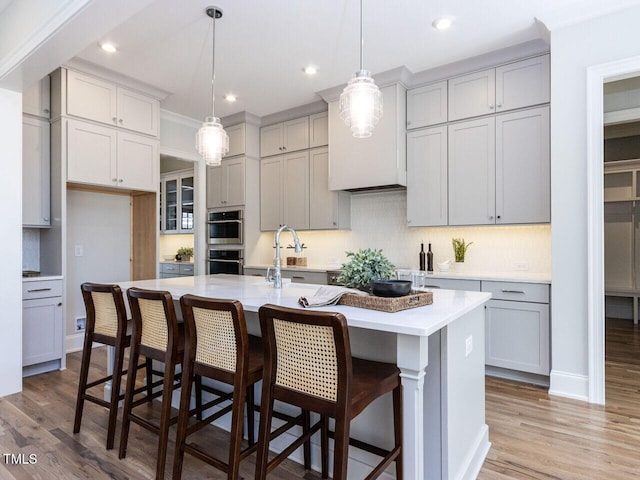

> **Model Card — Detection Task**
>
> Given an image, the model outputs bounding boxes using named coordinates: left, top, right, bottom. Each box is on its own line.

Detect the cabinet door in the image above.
left=163, top=176, right=179, bottom=232
left=260, top=156, right=283, bottom=230
left=224, top=157, right=246, bottom=207
left=283, top=117, right=309, bottom=152
left=23, top=75, right=50, bottom=118
left=206, top=165, right=224, bottom=208
left=406, top=81, right=447, bottom=129
left=67, top=119, right=117, bottom=187
left=116, top=132, right=158, bottom=191
left=225, top=123, right=246, bottom=157
left=407, top=126, right=448, bottom=227
left=310, top=147, right=337, bottom=229
left=66, top=70, right=118, bottom=126
left=448, top=69, right=496, bottom=121
left=283, top=151, right=310, bottom=230
left=485, top=300, right=550, bottom=375
left=496, top=55, right=550, bottom=112
left=448, top=117, right=495, bottom=225
left=260, top=123, right=283, bottom=157
left=23, top=297, right=63, bottom=366
left=22, top=117, right=51, bottom=227
left=495, top=106, right=550, bottom=224
left=309, top=112, right=328, bottom=148
left=180, top=175, right=194, bottom=231
left=116, top=87, right=159, bottom=136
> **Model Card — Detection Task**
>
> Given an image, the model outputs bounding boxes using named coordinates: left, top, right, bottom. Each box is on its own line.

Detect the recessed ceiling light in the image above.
left=225, top=94, right=237, bottom=102
left=432, top=16, right=454, bottom=30
left=304, top=66, right=318, bottom=75
left=100, top=42, right=117, bottom=53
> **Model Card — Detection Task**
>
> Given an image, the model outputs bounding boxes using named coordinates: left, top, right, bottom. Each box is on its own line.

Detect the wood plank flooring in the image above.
left=1, top=318, right=639, bottom=479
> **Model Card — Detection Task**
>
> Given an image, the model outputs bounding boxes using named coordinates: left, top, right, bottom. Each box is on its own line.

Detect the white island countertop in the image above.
left=115, top=274, right=491, bottom=338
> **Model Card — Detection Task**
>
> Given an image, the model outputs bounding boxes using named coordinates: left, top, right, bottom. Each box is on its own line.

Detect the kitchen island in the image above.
left=113, top=274, right=491, bottom=480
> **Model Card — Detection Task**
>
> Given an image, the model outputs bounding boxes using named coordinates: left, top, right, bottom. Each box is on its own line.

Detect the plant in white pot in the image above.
left=337, top=248, right=396, bottom=292
left=452, top=238, right=473, bottom=271
left=177, top=246, right=194, bottom=262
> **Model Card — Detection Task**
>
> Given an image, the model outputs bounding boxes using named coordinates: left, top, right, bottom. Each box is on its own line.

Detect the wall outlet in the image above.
left=75, top=317, right=86, bottom=332
left=465, top=335, right=473, bottom=357
left=514, top=261, right=529, bottom=271
left=74, top=245, right=83, bottom=257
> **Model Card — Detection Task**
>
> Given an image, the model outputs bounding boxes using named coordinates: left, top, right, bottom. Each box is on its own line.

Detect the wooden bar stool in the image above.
left=74, top=283, right=158, bottom=450
left=172, top=294, right=263, bottom=480
left=256, top=304, right=403, bottom=480
left=118, top=287, right=197, bottom=480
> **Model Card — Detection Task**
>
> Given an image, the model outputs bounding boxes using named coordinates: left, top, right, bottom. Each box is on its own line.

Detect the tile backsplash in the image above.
left=248, top=190, right=551, bottom=274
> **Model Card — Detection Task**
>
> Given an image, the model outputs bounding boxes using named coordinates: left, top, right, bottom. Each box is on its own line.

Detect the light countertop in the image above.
left=22, top=275, right=63, bottom=282
left=115, top=274, right=491, bottom=337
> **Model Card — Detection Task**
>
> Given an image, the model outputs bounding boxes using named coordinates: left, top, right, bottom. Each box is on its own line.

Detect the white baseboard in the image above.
left=549, top=370, right=589, bottom=402
left=66, top=332, right=85, bottom=353
left=460, top=425, right=491, bottom=480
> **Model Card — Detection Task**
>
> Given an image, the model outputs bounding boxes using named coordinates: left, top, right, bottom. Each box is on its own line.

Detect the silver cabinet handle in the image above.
left=43, top=217, right=49, bottom=222
left=118, top=179, right=123, bottom=183
left=119, top=118, right=123, bottom=124
left=43, top=108, right=50, bottom=114
left=27, top=288, right=51, bottom=293
left=112, top=178, right=118, bottom=182
left=292, top=276, right=305, bottom=280
left=496, top=103, right=502, bottom=108
left=57, top=302, right=62, bottom=307
left=489, top=215, right=494, bottom=220
left=424, top=285, right=441, bottom=289
left=489, top=104, right=494, bottom=109
left=112, top=117, right=117, bottom=123
left=407, top=120, right=412, bottom=126
left=501, top=289, right=525, bottom=294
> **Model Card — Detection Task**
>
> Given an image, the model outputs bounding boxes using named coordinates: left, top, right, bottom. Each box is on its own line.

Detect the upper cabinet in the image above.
left=161, top=170, right=194, bottom=233
left=65, top=69, right=160, bottom=137
left=328, top=83, right=407, bottom=190
left=23, top=76, right=51, bottom=119
left=309, top=112, right=328, bottom=148
left=22, top=116, right=51, bottom=227
left=260, top=117, right=309, bottom=157
left=448, top=55, right=550, bottom=121
left=309, top=147, right=350, bottom=230
left=225, top=123, right=246, bottom=158
left=406, top=81, right=447, bottom=129
left=207, top=157, right=246, bottom=209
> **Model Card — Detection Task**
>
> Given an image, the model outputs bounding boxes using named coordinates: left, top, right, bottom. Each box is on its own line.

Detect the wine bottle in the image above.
left=419, top=242, right=426, bottom=271
left=427, top=243, right=434, bottom=272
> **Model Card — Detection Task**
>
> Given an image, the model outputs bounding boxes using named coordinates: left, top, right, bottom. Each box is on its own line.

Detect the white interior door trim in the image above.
left=587, top=54, right=640, bottom=405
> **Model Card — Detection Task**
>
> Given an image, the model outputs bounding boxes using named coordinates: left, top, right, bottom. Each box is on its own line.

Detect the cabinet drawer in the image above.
left=482, top=281, right=549, bottom=303
left=22, top=280, right=63, bottom=300
left=419, top=278, right=481, bottom=292
left=161, top=263, right=180, bottom=274
left=179, top=263, right=194, bottom=276
left=281, top=270, right=327, bottom=285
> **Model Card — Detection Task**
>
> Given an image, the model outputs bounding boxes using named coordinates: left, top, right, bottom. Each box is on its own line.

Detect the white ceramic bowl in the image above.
left=437, top=262, right=450, bottom=272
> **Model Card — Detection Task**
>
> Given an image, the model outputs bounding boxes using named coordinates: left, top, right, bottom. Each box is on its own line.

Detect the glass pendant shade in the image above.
left=339, top=70, right=383, bottom=138
left=196, top=116, right=229, bottom=166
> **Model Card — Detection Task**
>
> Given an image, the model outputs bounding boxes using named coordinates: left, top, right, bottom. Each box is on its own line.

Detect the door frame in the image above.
left=587, top=54, right=640, bottom=404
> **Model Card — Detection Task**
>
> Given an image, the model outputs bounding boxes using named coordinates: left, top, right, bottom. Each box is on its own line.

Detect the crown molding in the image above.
left=160, top=109, right=200, bottom=129
left=221, top=111, right=262, bottom=127
left=260, top=100, right=328, bottom=127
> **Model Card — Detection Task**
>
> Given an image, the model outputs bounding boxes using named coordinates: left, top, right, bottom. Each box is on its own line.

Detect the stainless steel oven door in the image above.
left=208, top=249, right=244, bottom=275
left=208, top=210, right=243, bottom=245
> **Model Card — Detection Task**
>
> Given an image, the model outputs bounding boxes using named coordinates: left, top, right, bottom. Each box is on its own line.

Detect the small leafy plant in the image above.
left=177, top=247, right=194, bottom=259
left=337, top=248, right=396, bottom=290
left=452, top=238, right=473, bottom=262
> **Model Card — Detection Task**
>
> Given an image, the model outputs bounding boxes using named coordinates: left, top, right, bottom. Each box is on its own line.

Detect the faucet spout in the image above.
left=272, top=225, right=301, bottom=288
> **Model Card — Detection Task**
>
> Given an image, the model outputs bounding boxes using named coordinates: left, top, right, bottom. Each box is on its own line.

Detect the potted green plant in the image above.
left=452, top=238, right=472, bottom=270
left=177, top=247, right=194, bottom=262
left=337, top=248, right=396, bottom=292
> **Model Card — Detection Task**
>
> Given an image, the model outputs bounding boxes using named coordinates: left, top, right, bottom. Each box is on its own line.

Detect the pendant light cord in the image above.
left=210, top=12, right=216, bottom=117
left=359, top=0, right=364, bottom=71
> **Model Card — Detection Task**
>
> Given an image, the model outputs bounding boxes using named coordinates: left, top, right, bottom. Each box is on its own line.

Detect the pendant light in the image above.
left=339, top=0, right=382, bottom=138
left=196, top=6, right=229, bottom=166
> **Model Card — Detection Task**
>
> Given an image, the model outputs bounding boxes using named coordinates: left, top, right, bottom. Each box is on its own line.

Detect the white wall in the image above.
left=66, top=190, right=131, bottom=337
left=247, top=190, right=552, bottom=275
left=0, top=88, right=24, bottom=396
left=550, top=5, right=640, bottom=400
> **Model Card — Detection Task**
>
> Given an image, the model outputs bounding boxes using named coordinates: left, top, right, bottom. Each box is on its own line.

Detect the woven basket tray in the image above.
left=338, top=291, right=433, bottom=313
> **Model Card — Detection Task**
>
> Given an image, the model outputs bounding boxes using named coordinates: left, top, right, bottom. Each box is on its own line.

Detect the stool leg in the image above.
left=155, top=354, right=177, bottom=480
left=255, top=388, right=275, bottom=480
left=145, top=358, right=154, bottom=400
left=195, top=374, right=203, bottom=420
left=302, top=409, right=311, bottom=469
left=246, top=384, right=255, bottom=446
left=228, top=380, right=247, bottom=480
left=106, top=339, right=126, bottom=450
left=393, top=385, right=403, bottom=480
left=332, top=413, right=350, bottom=480
left=172, top=357, right=195, bottom=480
left=73, top=331, right=93, bottom=435
left=320, top=414, right=329, bottom=479
left=119, top=340, right=141, bottom=459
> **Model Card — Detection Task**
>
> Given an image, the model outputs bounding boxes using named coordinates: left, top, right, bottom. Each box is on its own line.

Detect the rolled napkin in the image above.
left=298, top=285, right=369, bottom=308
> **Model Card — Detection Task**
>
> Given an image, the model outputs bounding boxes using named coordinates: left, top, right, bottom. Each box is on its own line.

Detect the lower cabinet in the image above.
left=243, top=267, right=327, bottom=285
left=160, top=262, right=194, bottom=279
left=22, top=279, right=64, bottom=375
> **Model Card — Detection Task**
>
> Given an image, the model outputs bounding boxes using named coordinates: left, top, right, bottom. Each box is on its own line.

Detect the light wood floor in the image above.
left=1, top=318, right=640, bottom=479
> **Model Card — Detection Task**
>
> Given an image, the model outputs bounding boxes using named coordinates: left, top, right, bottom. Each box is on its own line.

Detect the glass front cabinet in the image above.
left=160, top=170, right=194, bottom=233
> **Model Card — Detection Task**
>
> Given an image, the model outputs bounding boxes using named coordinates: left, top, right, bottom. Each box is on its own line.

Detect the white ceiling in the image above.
left=71, top=0, right=640, bottom=122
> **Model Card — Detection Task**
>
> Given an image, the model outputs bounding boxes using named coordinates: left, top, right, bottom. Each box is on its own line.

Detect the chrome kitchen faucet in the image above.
left=268, top=225, right=302, bottom=288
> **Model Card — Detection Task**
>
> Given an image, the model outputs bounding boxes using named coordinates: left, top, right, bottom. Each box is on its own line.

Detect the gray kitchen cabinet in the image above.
left=160, top=262, right=194, bottom=278
left=243, top=267, right=327, bottom=285
left=309, top=112, right=328, bottom=148
left=406, top=125, right=448, bottom=227
left=448, top=117, right=496, bottom=225
left=225, top=123, right=246, bottom=158
left=23, top=75, right=50, bottom=119
left=406, top=81, right=448, bottom=129
left=309, top=147, right=351, bottom=230
left=448, top=106, right=549, bottom=226
left=66, top=69, right=160, bottom=137
left=22, top=279, right=63, bottom=375
left=448, top=55, right=550, bottom=121
left=161, top=170, right=194, bottom=233
left=328, top=83, right=407, bottom=190
left=260, top=117, right=309, bottom=157
left=207, top=157, right=246, bottom=208
left=66, top=118, right=158, bottom=192
left=260, top=151, right=309, bottom=231
left=411, top=276, right=481, bottom=292
left=22, top=116, right=51, bottom=227
left=483, top=281, right=550, bottom=376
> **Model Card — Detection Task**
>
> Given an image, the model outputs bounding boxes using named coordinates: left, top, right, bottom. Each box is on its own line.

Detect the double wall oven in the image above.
left=208, top=209, right=244, bottom=275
